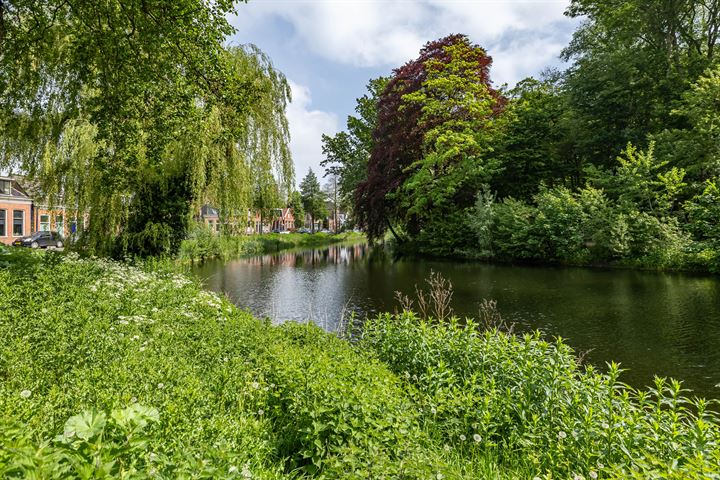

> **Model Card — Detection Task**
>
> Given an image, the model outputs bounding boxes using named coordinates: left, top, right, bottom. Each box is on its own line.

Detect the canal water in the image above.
left=192, top=242, right=720, bottom=399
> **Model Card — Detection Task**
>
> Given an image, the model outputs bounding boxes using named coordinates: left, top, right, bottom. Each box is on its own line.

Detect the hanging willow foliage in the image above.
left=1, top=1, right=292, bottom=256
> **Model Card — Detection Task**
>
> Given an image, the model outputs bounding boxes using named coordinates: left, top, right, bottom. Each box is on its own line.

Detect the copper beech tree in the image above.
left=354, top=34, right=504, bottom=249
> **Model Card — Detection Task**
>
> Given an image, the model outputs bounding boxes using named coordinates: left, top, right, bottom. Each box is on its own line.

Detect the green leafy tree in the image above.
left=586, top=142, right=687, bottom=214
left=287, top=190, right=305, bottom=229
left=321, top=77, right=387, bottom=220
left=0, top=2, right=293, bottom=256
left=491, top=76, right=580, bottom=199
left=299, top=169, right=327, bottom=233
left=654, top=64, right=720, bottom=185
left=355, top=34, right=503, bottom=250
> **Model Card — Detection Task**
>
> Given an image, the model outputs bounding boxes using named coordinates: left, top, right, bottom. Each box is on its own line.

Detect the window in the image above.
left=13, top=210, right=24, bottom=236
left=215, top=221, right=220, bottom=232
left=0, top=210, right=5, bottom=236
left=0, top=180, right=11, bottom=195
left=55, top=214, right=64, bottom=235
left=39, top=214, right=50, bottom=231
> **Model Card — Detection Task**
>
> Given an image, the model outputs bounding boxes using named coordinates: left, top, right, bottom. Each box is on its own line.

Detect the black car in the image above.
left=13, top=231, right=64, bottom=249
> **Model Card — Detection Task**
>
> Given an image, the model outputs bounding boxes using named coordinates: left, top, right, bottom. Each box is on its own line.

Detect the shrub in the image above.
left=360, top=313, right=720, bottom=479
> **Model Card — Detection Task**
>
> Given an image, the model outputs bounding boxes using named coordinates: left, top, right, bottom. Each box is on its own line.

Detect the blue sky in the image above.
left=228, top=0, right=579, bottom=188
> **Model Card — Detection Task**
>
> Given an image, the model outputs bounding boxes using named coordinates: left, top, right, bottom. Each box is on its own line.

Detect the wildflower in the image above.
left=589, top=471, right=598, bottom=479
left=473, top=434, right=481, bottom=443
left=258, top=409, right=264, bottom=415
left=157, top=383, right=165, bottom=389
left=20, top=389, right=32, bottom=399
left=573, top=475, right=585, bottom=480
left=132, top=335, right=139, bottom=341
left=601, top=422, right=609, bottom=429
left=443, top=444, right=450, bottom=451
left=251, top=382, right=260, bottom=389
left=229, top=466, right=238, bottom=474
left=131, top=396, right=137, bottom=403
left=558, top=430, right=567, bottom=440
left=241, top=463, right=252, bottom=478
left=430, top=407, right=437, bottom=414
left=459, top=434, right=466, bottom=441
left=149, top=452, right=158, bottom=462
left=436, top=474, right=444, bottom=480
left=597, top=463, right=605, bottom=469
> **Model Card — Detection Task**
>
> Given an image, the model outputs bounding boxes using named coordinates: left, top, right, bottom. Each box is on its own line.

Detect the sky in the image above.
left=228, top=0, right=579, bottom=188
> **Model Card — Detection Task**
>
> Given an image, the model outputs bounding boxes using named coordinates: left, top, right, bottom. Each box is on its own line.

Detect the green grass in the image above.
left=1, top=249, right=719, bottom=478
left=178, top=229, right=365, bottom=262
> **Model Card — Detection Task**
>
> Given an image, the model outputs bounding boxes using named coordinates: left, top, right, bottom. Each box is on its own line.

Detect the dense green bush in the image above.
left=360, top=313, right=720, bottom=479
left=468, top=184, right=695, bottom=269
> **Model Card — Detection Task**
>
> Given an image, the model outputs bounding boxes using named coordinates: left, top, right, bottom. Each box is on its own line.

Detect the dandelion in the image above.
left=131, top=396, right=137, bottom=403
left=430, top=407, right=437, bottom=414
left=157, top=383, right=165, bottom=389
left=443, top=444, right=451, bottom=451
left=258, top=409, right=264, bottom=415
left=597, top=463, right=604, bottom=469
left=459, top=434, right=466, bottom=441
left=558, top=430, right=567, bottom=440
left=20, top=389, right=32, bottom=399
left=473, top=433, right=481, bottom=443
left=589, top=471, right=598, bottom=479
left=573, top=474, right=585, bottom=480
left=251, top=382, right=260, bottom=389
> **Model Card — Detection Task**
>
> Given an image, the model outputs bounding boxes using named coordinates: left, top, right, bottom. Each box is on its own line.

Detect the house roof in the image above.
left=0, top=176, right=33, bottom=202
left=200, top=204, right=219, bottom=217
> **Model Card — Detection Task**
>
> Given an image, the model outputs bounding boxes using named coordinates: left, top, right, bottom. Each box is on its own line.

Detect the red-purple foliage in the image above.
left=354, top=34, right=503, bottom=242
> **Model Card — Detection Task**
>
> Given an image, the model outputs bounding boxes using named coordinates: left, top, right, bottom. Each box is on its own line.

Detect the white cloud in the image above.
left=232, top=0, right=576, bottom=85
left=286, top=80, right=339, bottom=186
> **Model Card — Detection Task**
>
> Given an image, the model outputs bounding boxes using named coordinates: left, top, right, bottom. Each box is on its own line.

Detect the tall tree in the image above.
left=287, top=190, right=305, bottom=229
left=321, top=77, right=387, bottom=220
left=323, top=174, right=341, bottom=233
left=355, top=34, right=503, bottom=246
left=562, top=0, right=720, bottom=169
left=299, top=169, right=327, bottom=233
left=0, top=1, right=293, bottom=255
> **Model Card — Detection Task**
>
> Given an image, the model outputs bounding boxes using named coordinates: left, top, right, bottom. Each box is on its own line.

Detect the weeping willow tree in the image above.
left=0, top=1, right=292, bottom=256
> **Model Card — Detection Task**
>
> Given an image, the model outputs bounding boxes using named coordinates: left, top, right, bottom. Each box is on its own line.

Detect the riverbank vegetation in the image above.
left=177, top=228, right=364, bottom=262
left=322, top=2, right=720, bottom=272
left=2, top=252, right=719, bottom=478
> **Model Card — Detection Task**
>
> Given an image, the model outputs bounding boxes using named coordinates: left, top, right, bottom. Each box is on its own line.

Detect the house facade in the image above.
left=0, top=176, right=33, bottom=245
left=0, top=176, right=79, bottom=245
left=197, top=205, right=297, bottom=234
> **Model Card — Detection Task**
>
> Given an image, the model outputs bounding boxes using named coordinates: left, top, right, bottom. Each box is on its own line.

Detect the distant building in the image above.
left=197, top=205, right=296, bottom=234
left=0, top=175, right=78, bottom=245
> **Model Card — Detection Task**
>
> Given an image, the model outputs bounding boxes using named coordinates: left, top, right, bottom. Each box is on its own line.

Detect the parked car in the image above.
left=13, top=231, right=64, bottom=249
left=297, top=228, right=311, bottom=234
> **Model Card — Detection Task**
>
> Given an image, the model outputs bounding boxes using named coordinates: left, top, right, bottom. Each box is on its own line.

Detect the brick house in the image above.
left=0, top=176, right=33, bottom=245
left=270, top=208, right=295, bottom=232
left=197, top=205, right=296, bottom=234
left=0, top=175, right=81, bottom=245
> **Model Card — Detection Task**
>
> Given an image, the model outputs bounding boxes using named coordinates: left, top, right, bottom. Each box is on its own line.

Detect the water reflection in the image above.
left=192, top=243, right=720, bottom=399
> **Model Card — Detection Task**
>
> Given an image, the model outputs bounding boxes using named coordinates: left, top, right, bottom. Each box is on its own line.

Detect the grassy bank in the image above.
left=178, top=230, right=365, bottom=262
left=1, top=251, right=719, bottom=478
